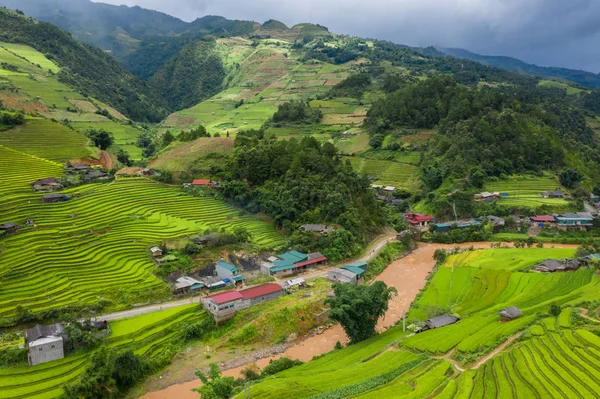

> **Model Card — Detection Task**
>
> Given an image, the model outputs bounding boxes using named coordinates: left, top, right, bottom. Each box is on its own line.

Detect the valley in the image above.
left=2, top=2, right=600, bottom=399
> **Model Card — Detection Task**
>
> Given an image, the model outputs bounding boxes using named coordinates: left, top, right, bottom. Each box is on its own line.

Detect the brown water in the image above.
left=140, top=242, right=579, bottom=398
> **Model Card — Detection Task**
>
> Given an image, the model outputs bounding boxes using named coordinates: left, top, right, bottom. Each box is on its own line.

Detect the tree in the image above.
left=136, top=131, right=154, bottom=148
left=326, top=282, right=397, bottom=343
left=162, top=130, right=175, bottom=147
left=559, top=168, right=582, bottom=189
left=87, top=128, right=114, bottom=150
left=193, top=363, right=241, bottom=399
left=116, top=148, right=131, bottom=166
left=112, top=350, right=145, bottom=389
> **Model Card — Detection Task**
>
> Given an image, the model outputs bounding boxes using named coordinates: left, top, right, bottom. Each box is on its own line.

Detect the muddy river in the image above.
left=140, top=242, right=577, bottom=398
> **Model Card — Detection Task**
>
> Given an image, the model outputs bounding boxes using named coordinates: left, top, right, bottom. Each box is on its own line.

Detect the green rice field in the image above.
left=0, top=305, right=207, bottom=399
left=0, top=119, right=93, bottom=162
left=484, top=175, right=572, bottom=210
left=241, top=246, right=600, bottom=398
left=0, top=176, right=285, bottom=318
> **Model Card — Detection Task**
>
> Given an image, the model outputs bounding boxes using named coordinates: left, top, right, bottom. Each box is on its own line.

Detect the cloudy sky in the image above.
left=97, top=0, right=600, bottom=72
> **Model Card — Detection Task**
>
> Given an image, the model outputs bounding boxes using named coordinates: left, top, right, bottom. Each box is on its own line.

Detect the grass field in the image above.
left=0, top=177, right=285, bottom=318
left=149, top=137, right=234, bottom=172
left=0, top=305, right=206, bottom=399
left=70, top=121, right=146, bottom=159
left=538, top=79, right=585, bottom=95
left=484, top=175, right=572, bottom=210
left=240, top=246, right=600, bottom=398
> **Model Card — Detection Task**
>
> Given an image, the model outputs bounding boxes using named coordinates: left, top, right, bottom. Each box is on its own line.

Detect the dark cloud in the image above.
left=96, top=0, right=600, bottom=72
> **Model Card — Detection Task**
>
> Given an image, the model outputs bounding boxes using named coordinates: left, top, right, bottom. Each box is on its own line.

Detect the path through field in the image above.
left=100, top=150, right=113, bottom=169
left=139, top=241, right=580, bottom=398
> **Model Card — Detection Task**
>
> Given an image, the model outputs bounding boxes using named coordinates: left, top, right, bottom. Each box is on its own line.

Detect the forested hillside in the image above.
left=0, top=7, right=167, bottom=121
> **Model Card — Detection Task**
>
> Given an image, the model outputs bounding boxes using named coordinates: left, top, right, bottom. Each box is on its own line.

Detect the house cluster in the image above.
left=530, top=212, right=596, bottom=229
left=474, top=191, right=507, bottom=202
left=432, top=215, right=506, bottom=233
left=64, top=164, right=111, bottom=182
left=417, top=306, right=523, bottom=334
left=370, top=184, right=397, bottom=192
left=172, top=260, right=245, bottom=295
left=404, top=213, right=435, bottom=228
left=541, top=189, right=567, bottom=199
left=533, top=253, right=599, bottom=272
left=261, top=250, right=328, bottom=276
left=327, top=261, right=368, bottom=285
left=201, top=282, right=285, bottom=322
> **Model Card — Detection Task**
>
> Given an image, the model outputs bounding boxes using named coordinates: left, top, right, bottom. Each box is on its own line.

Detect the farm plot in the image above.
left=0, top=306, right=207, bottom=399
left=0, top=118, right=93, bottom=161
left=0, top=178, right=285, bottom=318
left=485, top=175, right=572, bottom=210
left=349, top=157, right=420, bottom=190
left=241, top=246, right=600, bottom=399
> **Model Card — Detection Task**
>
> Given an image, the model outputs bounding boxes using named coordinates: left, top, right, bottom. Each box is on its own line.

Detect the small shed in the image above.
left=298, top=224, right=334, bottom=234
left=498, top=306, right=523, bottom=321
left=328, top=268, right=359, bottom=284
left=174, top=276, right=203, bottom=295
left=534, top=259, right=580, bottom=272
left=41, top=194, right=68, bottom=203
left=0, top=222, right=20, bottom=233
left=281, top=277, right=306, bottom=289
left=150, top=247, right=163, bottom=257
left=421, top=314, right=459, bottom=332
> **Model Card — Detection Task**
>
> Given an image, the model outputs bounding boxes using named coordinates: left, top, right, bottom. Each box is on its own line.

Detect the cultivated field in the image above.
left=241, top=246, right=600, bottom=398
left=484, top=175, right=572, bottom=210
left=0, top=305, right=206, bottom=399
left=349, top=157, right=420, bottom=190
left=0, top=178, right=285, bottom=318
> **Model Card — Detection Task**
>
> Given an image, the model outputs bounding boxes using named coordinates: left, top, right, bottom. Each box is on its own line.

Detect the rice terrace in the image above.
left=3, top=2, right=600, bottom=399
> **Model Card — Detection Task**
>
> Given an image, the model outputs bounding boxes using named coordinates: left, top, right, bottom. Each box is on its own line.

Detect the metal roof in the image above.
left=239, top=283, right=283, bottom=299
left=425, top=315, right=459, bottom=329
left=345, top=261, right=368, bottom=270
left=174, top=276, right=202, bottom=290
left=217, top=261, right=239, bottom=272
left=341, top=265, right=365, bottom=276
left=206, top=290, right=243, bottom=304
left=498, top=306, right=523, bottom=320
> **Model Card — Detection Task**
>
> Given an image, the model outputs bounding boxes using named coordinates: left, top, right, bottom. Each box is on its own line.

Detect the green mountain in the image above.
left=440, top=47, right=600, bottom=89
left=0, top=7, right=167, bottom=121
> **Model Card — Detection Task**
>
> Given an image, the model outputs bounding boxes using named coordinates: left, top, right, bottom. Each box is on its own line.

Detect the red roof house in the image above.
left=405, top=213, right=435, bottom=227
left=531, top=215, right=556, bottom=223
left=206, top=290, right=243, bottom=305
left=192, top=179, right=215, bottom=186
left=239, top=283, right=284, bottom=300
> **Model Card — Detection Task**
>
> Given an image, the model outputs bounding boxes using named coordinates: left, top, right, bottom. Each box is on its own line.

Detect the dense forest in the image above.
left=0, top=8, right=167, bottom=122
left=149, top=37, right=226, bottom=111
left=213, top=131, right=385, bottom=260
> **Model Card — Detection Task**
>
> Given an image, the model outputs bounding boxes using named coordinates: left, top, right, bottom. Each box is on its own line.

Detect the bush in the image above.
left=261, top=357, right=303, bottom=376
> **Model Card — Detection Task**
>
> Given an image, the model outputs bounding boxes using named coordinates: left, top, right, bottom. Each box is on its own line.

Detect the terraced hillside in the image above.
left=484, top=175, right=572, bottom=211
left=0, top=305, right=207, bottom=399
left=0, top=176, right=285, bottom=319
left=240, top=246, right=600, bottom=398
left=160, top=37, right=371, bottom=136
left=0, top=42, right=149, bottom=160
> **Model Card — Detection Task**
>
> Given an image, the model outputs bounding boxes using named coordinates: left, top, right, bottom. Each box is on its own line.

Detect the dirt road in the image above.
left=100, top=150, right=113, bottom=169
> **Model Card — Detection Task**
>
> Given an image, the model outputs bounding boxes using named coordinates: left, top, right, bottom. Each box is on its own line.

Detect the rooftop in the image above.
left=239, top=283, right=283, bottom=299
left=498, top=306, right=523, bottom=319
left=192, top=179, right=214, bottom=185
left=405, top=213, right=435, bottom=223
left=341, top=265, right=366, bottom=276
left=174, top=276, right=202, bottom=290
left=425, top=314, right=459, bottom=329
left=206, top=290, right=243, bottom=304
left=217, top=261, right=240, bottom=272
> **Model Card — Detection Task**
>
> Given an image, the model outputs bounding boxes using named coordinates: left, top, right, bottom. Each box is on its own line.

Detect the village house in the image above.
left=404, top=213, right=435, bottom=227
left=541, top=190, right=565, bottom=199
left=534, top=259, right=580, bottom=272
left=555, top=212, right=593, bottom=229
left=433, top=219, right=481, bottom=233
left=150, top=246, right=163, bottom=257
left=192, top=179, right=217, bottom=188
left=84, top=170, right=110, bottom=181
left=261, top=251, right=328, bottom=276
left=41, top=194, right=69, bottom=203
left=202, top=283, right=285, bottom=322
left=204, top=276, right=227, bottom=291
left=474, top=192, right=501, bottom=202
left=31, top=177, right=62, bottom=192
left=281, top=277, right=306, bottom=290
left=328, top=268, right=360, bottom=284
left=137, top=168, right=156, bottom=176
left=0, top=222, right=19, bottom=234
left=25, top=323, right=67, bottom=366
left=215, top=261, right=244, bottom=286
left=64, top=164, right=90, bottom=173
left=417, top=314, right=459, bottom=333
left=298, top=224, right=335, bottom=234
left=498, top=306, right=523, bottom=321
left=580, top=253, right=600, bottom=265
left=173, top=276, right=204, bottom=295
left=530, top=215, right=556, bottom=226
